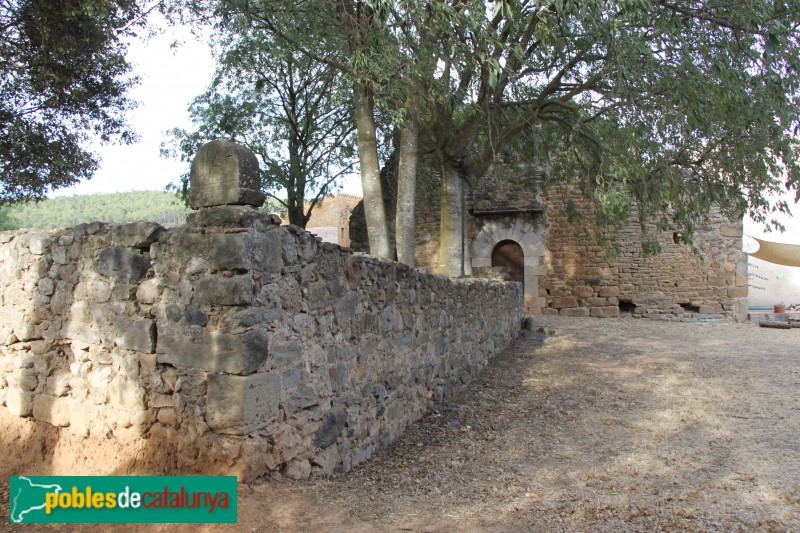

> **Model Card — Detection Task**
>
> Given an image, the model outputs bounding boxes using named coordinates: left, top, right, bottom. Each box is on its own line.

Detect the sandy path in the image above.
left=2, top=317, right=799, bottom=532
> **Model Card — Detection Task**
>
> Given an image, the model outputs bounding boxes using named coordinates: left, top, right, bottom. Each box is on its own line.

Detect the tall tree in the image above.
left=0, top=0, right=157, bottom=204
left=164, top=24, right=357, bottom=228
left=178, top=0, right=800, bottom=274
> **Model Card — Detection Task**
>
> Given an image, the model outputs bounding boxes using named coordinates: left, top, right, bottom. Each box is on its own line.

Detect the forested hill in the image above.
left=4, top=191, right=192, bottom=229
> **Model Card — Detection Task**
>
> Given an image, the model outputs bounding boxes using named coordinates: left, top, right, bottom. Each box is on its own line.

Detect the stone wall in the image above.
left=409, top=177, right=747, bottom=321
left=539, top=187, right=748, bottom=321
left=0, top=209, right=521, bottom=480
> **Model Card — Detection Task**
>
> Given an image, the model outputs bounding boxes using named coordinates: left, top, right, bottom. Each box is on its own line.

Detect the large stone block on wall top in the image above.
left=206, top=372, right=280, bottom=434
left=190, top=140, right=265, bottom=209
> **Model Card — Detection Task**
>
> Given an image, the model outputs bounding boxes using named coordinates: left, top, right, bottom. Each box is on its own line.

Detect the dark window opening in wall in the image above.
left=680, top=302, right=700, bottom=313
left=492, top=240, right=524, bottom=285
left=619, top=300, right=637, bottom=314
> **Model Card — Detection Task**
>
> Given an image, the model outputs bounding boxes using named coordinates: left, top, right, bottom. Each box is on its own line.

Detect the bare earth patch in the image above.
left=2, top=317, right=799, bottom=532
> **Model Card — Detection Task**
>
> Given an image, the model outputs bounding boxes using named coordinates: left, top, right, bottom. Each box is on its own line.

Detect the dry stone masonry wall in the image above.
left=0, top=141, right=522, bottom=481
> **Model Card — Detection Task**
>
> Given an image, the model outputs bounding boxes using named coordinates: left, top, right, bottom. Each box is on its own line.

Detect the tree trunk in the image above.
left=353, top=84, right=392, bottom=258
left=437, top=164, right=466, bottom=276
left=395, top=115, right=418, bottom=266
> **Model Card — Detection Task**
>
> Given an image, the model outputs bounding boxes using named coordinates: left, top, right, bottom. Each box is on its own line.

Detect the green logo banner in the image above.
left=9, top=476, right=237, bottom=523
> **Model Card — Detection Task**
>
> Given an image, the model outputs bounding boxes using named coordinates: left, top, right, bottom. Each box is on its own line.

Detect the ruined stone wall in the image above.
left=0, top=208, right=521, bottom=480
left=411, top=181, right=746, bottom=321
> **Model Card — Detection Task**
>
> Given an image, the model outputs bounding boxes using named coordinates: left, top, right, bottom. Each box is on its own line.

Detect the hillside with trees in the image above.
left=2, top=191, right=193, bottom=229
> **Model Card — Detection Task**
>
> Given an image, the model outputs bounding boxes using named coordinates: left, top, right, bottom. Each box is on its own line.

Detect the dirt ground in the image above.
left=2, top=316, right=800, bottom=532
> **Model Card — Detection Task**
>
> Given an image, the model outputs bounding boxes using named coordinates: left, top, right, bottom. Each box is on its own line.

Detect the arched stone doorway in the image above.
left=492, top=240, right=524, bottom=284
left=471, top=217, right=546, bottom=311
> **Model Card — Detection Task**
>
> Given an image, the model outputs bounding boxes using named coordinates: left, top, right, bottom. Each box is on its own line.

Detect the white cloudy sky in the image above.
left=50, top=26, right=216, bottom=197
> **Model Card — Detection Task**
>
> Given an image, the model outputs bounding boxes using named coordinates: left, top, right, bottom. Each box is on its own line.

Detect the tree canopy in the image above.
left=0, top=0, right=155, bottom=205
left=177, top=0, right=800, bottom=272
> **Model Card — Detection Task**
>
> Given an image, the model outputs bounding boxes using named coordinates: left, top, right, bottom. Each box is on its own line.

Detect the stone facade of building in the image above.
left=305, top=194, right=361, bottom=247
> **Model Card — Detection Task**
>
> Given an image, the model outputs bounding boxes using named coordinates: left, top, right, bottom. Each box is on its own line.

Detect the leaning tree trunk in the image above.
left=437, top=164, right=466, bottom=276
left=395, top=115, right=418, bottom=266
left=353, top=84, right=392, bottom=258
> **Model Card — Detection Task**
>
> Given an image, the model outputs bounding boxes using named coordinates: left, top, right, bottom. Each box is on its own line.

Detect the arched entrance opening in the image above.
left=492, top=240, right=524, bottom=284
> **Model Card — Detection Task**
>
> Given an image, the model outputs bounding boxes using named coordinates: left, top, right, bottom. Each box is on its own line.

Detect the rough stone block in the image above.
left=273, top=341, right=302, bottom=362
left=157, top=407, right=177, bottom=427
left=312, top=445, right=341, bottom=475
left=245, top=229, right=284, bottom=272
left=590, top=306, right=620, bottom=318
left=14, top=368, right=38, bottom=391
left=727, top=287, right=747, bottom=298
left=109, top=375, right=146, bottom=425
left=156, top=328, right=268, bottom=375
left=6, top=389, right=33, bottom=417
left=28, top=235, right=50, bottom=255
left=559, top=307, right=590, bottom=317
left=186, top=205, right=280, bottom=228
left=314, top=407, right=347, bottom=448
left=292, top=314, right=317, bottom=335
left=598, top=286, right=619, bottom=298
left=285, top=459, right=312, bottom=480
left=206, top=372, right=280, bottom=434
left=552, top=296, right=577, bottom=308
left=97, top=247, right=150, bottom=282
left=194, top=275, right=253, bottom=306
left=189, top=140, right=265, bottom=209
left=573, top=286, right=594, bottom=299
left=207, top=233, right=246, bottom=270
left=698, top=305, right=718, bottom=315
left=33, top=394, right=70, bottom=426
left=114, top=318, right=156, bottom=353
left=334, top=292, right=359, bottom=325
left=136, top=279, right=161, bottom=304
left=113, top=222, right=165, bottom=249
left=38, top=278, right=55, bottom=296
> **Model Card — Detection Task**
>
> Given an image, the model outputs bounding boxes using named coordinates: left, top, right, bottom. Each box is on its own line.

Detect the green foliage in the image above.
left=7, top=191, right=194, bottom=229
left=179, top=0, right=800, bottom=253
left=0, top=207, right=18, bottom=230
left=0, top=0, right=156, bottom=205
left=381, top=0, right=800, bottom=246
left=161, top=12, right=357, bottom=227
